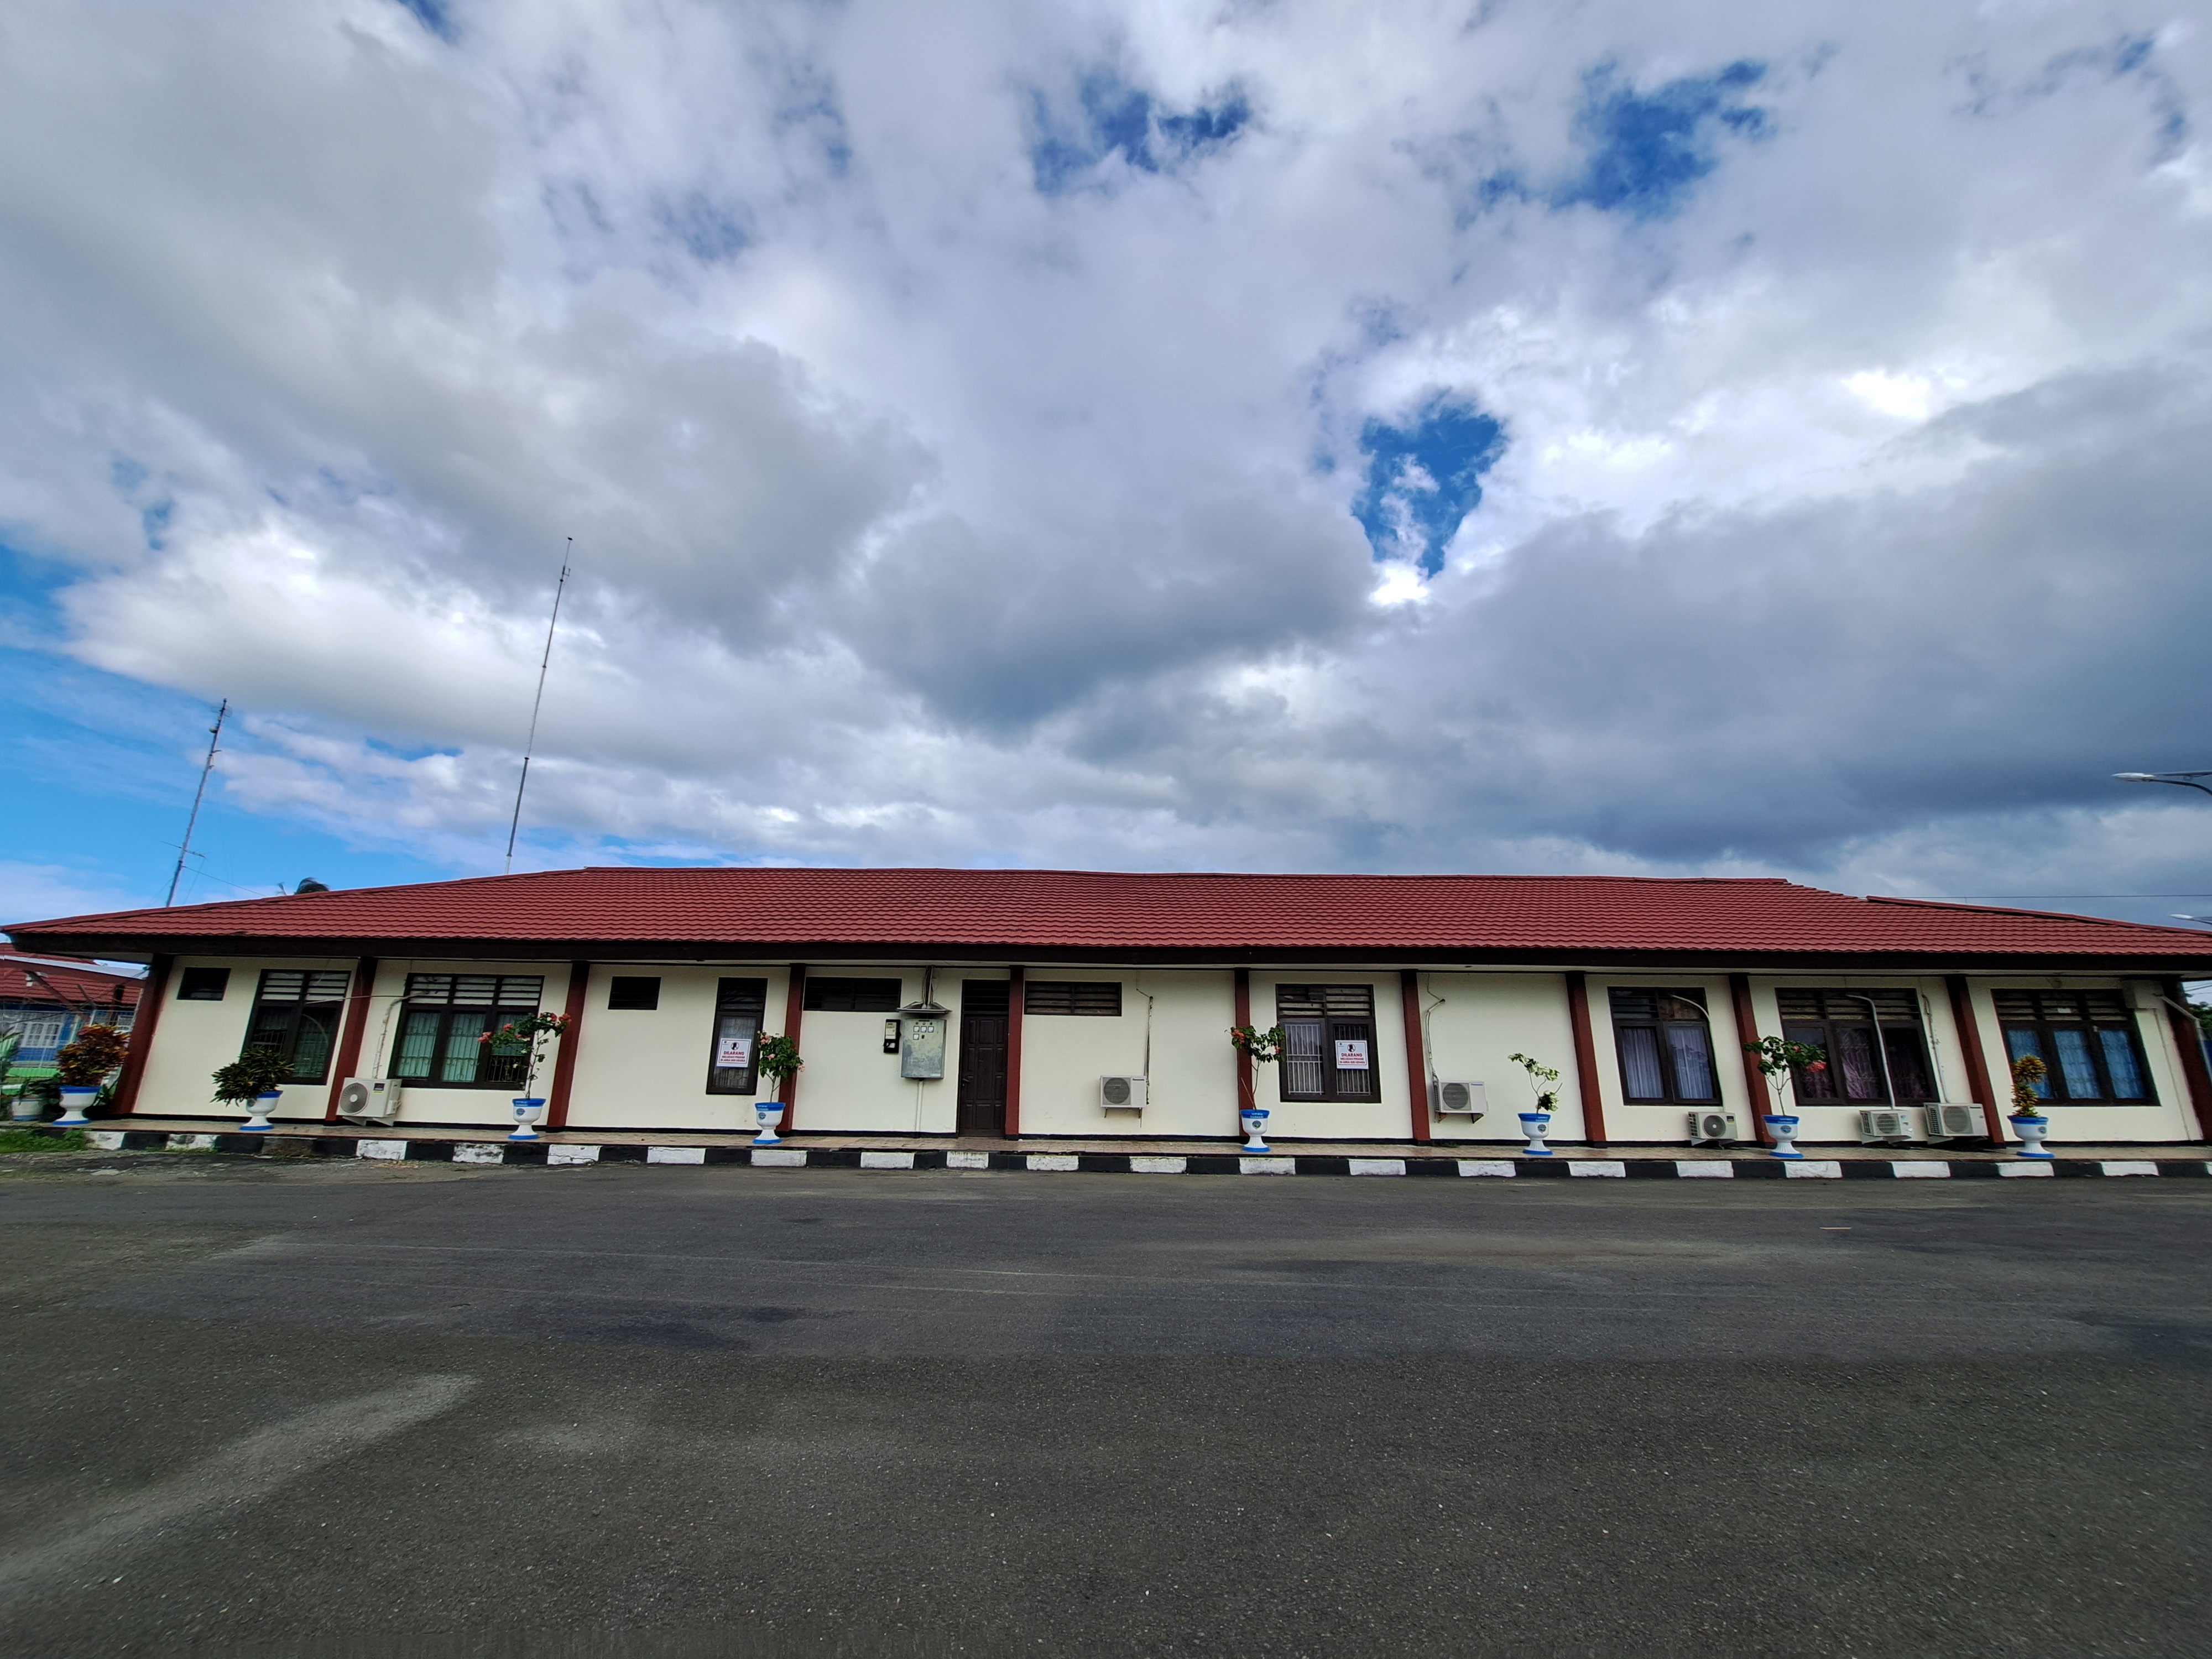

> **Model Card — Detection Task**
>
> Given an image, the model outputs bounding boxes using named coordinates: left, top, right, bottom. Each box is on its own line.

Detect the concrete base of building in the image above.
left=28, top=1119, right=2212, bottom=1182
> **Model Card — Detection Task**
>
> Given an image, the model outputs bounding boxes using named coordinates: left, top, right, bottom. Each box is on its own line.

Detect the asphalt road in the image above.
left=0, top=1151, right=2206, bottom=1657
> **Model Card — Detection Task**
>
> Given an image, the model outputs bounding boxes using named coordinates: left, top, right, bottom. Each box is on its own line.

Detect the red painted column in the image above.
left=108, top=954, right=172, bottom=1117
left=1399, top=969, right=1432, bottom=1144
left=1233, top=967, right=1255, bottom=1129
left=779, top=964, right=807, bottom=1126
left=1728, top=973, right=1775, bottom=1145
left=1564, top=972, right=1608, bottom=1146
left=2162, top=978, right=2211, bottom=1142
left=1944, top=974, right=2005, bottom=1142
left=1003, top=965, right=1025, bottom=1138
left=322, top=956, right=381, bottom=1121
left=543, top=961, right=591, bottom=1130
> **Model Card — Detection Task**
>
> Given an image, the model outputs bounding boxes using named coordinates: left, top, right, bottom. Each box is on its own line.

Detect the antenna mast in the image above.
left=164, top=698, right=228, bottom=907
left=504, top=539, right=571, bottom=875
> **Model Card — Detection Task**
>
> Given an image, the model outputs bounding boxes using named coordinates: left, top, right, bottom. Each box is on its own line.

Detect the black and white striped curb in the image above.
left=43, top=1128, right=2212, bottom=1180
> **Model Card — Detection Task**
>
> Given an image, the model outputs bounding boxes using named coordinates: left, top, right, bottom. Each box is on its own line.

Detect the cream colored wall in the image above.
left=362, top=959, right=578, bottom=1129
left=1016, top=969, right=1239, bottom=1137
left=1416, top=972, right=1588, bottom=1143
left=134, top=955, right=360, bottom=1121
left=1957, top=978, right=2199, bottom=1146
left=1738, top=975, right=1968, bottom=1146
left=562, top=966, right=790, bottom=1133
left=789, top=969, right=948, bottom=1135
left=1243, top=971, right=1420, bottom=1140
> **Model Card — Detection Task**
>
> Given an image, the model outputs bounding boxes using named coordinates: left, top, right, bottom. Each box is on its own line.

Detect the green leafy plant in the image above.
left=0, top=1126, right=86, bottom=1153
left=1229, top=1024, right=1287, bottom=1065
left=212, top=1045, right=292, bottom=1107
left=478, top=1011, right=573, bottom=1093
left=1507, top=1052, right=1562, bottom=1113
left=1742, top=1035, right=1828, bottom=1113
left=55, top=1023, right=130, bottom=1087
left=2009, top=1053, right=2049, bottom=1117
left=754, top=1035, right=802, bottom=1092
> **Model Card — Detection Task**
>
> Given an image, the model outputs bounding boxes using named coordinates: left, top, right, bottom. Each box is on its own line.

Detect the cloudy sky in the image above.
left=3, top=0, right=2209, bottom=924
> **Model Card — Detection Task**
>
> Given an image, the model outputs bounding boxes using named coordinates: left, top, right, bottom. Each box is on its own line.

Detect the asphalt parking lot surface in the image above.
left=1, top=1151, right=2206, bottom=1657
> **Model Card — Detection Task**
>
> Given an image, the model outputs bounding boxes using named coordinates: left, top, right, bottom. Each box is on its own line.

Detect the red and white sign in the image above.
left=716, top=1035, right=754, bottom=1069
left=1334, top=1039, right=1370, bottom=1071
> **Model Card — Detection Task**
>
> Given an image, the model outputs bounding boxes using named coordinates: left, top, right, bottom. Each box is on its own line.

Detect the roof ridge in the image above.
left=1865, top=894, right=2205, bottom=935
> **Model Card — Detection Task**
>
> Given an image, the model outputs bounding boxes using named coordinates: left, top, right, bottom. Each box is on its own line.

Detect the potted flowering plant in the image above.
left=479, top=1012, right=573, bottom=1140
left=2007, top=1054, right=2054, bottom=1159
left=1743, top=1035, right=1828, bottom=1160
left=1228, top=1025, right=1286, bottom=1150
left=53, top=1023, right=132, bottom=1126
left=212, top=1044, right=293, bottom=1132
left=749, top=1034, right=803, bottom=1145
left=1507, top=1052, right=1562, bottom=1155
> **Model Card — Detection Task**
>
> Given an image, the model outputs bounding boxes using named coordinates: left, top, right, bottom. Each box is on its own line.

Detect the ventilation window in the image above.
left=177, top=967, right=231, bottom=1001
left=607, top=976, right=661, bottom=1011
left=1024, top=981, right=1122, bottom=1017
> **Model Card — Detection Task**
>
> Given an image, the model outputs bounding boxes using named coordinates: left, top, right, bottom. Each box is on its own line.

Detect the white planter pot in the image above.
left=1517, top=1112, right=1554, bottom=1156
left=1762, top=1114, right=1802, bottom=1159
left=753, top=1102, right=785, bottom=1146
left=8, top=1095, right=39, bottom=1121
left=54, top=1086, right=100, bottom=1127
left=1239, top=1108, right=1270, bottom=1151
left=509, top=1097, right=549, bottom=1141
left=240, top=1089, right=281, bottom=1132
left=2010, top=1114, right=2053, bottom=1159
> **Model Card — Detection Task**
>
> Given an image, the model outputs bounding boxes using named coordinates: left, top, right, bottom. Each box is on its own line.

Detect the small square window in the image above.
left=607, top=975, right=661, bottom=1011
left=177, top=967, right=231, bottom=1001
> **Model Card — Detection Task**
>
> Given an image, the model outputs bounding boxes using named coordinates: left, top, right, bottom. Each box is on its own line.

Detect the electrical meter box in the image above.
left=898, top=1000, right=952, bottom=1080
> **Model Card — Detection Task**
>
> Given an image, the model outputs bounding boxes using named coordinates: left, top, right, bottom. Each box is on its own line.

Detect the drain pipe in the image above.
left=1848, top=994, right=1901, bottom=1113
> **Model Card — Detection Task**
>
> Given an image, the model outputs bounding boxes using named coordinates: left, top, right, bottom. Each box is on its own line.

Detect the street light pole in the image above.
left=2115, top=770, right=2212, bottom=799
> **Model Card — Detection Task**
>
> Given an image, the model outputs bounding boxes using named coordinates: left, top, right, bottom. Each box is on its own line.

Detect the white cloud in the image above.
left=0, top=0, right=2208, bottom=901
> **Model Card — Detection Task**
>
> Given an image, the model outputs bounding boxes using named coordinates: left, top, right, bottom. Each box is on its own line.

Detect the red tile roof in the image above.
left=0, top=943, right=144, bottom=1008
left=7, top=867, right=2211, bottom=967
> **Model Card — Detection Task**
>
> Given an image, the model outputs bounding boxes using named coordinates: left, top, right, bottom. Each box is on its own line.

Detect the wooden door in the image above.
left=957, top=980, right=1010, bottom=1135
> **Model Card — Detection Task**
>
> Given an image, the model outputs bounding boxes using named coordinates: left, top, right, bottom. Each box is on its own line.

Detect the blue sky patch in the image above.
left=1353, top=396, right=1507, bottom=576
left=393, top=1, right=456, bottom=42
left=654, top=189, right=751, bottom=265
left=1556, top=60, right=1770, bottom=220
left=1029, top=70, right=1249, bottom=195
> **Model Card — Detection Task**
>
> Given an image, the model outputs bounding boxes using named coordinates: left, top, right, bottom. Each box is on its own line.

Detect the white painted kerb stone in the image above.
left=1891, top=1161, right=1950, bottom=1178
left=1997, top=1162, right=2052, bottom=1177
left=357, top=1139, right=408, bottom=1161
left=1456, top=1160, right=1516, bottom=1177
left=1130, top=1156, right=1188, bottom=1174
left=546, top=1144, right=600, bottom=1165
left=86, top=1130, right=126, bottom=1150
left=1568, top=1160, right=1627, bottom=1178
left=1783, top=1161, right=1844, bottom=1179
left=646, top=1146, right=706, bottom=1165
left=1348, top=1158, right=1406, bottom=1176
left=860, top=1150, right=915, bottom=1170
left=946, top=1150, right=992, bottom=1170
left=1026, top=1154, right=1080, bottom=1172
left=1239, top=1157, right=1296, bottom=1175
left=2100, top=1161, right=2159, bottom=1177
left=453, top=1143, right=504, bottom=1165
left=1674, top=1161, right=1733, bottom=1178
left=750, top=1147, right=807, bottom=1167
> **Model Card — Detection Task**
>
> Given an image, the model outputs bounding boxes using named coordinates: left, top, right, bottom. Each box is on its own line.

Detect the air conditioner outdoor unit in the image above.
left=1098, top=1075, right=1146, bottom=1113
left=1858, top=1108, right=1914, bottom=1143
left=1923, top=1102, right=1985, bottom=1141
left=1687, top=1109, right=1738, bottom=1145
left=1432, top=1080, right=1486, bottom=1115
left=336, top=1077, right=402, bottom=1126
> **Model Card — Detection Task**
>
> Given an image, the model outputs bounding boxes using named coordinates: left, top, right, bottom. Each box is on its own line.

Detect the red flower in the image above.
left=1807, top=1060, right=1828, bottom=1072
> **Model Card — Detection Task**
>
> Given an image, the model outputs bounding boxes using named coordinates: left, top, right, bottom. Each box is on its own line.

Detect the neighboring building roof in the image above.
left=7, top=867, right=2211, bottom=971
left=0, top=943, right=144, bottom=1010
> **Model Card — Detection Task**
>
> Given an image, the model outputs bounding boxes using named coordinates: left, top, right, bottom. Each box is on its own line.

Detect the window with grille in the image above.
left=1994, top=990, right=2154, bottom=1105
left=802, top=977, right=904, bottom=1013
left=1022, top=980, right=1123, bottom=1017
left=706, top=978, right=769, bottom=1095
left=389, top=973, right=544, bottom=1089
left=1773, top=988, right=1934, bottom=1105
left=1608, top=989, right=1719, bottom=1104
left=243, top=968, right=352, bottom=1083
left=1275, top=984, right=1381, bottom=1103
